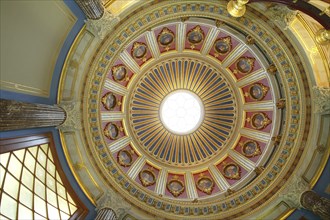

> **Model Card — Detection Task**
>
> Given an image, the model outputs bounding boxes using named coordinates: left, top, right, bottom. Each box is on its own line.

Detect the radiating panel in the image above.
left=129, top=58, right=237, bottom=166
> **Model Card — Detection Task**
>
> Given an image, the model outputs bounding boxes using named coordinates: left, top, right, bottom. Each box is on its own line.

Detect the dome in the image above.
left=1, top=0, right=329, bottom=219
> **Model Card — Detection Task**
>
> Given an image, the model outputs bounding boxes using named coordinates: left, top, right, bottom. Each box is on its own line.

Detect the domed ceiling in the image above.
left=59, top=1, right=319, bottom=219
left=100, top=19, right=280, bottom=201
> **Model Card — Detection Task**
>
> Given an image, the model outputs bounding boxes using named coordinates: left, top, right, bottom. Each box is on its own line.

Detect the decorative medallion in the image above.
left=187, top=25, right=204, bottom=48
left=117, top=149, right=133, bottom=167
left=246, top=83, right=269, bottom=101
left=223, top=162, right=241, bottom=180
left=167, top=176, right=185, bottom=197
left=131, top=42, right=148, bottom=61
left=214, top=36, right=232, bottom=56
left=196, top=174, right=214, bottom=195
left=112, top=64, right=128, bottom=82
left=247, top=112, right=272, bottom=130
left=240, top=140, right=261, bottom=157
left=104, top=122, right=121, bottom=140
left=101, top=92, right=119, bottom=110
left=139, top=168, right=156, bottom=187
left=234, top=57, right=255, bottom=75
left=157, top=27, right=175, bottom=51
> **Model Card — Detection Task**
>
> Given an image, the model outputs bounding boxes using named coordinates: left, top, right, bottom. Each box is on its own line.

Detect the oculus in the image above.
left=196, top=175, right=214, bottom=195
left=160, top=90, right=204, bottom=135
left=167, top=177, right=185, bottom=197
left=101, top=92, right=117, bottom=110
left=112, top=65, right=128, bottom=82
left=240, top=140, right=261, bottom=157
left=223, top=162, right=241, bottom=180
left=157, top=27, right=175, bottom=50
left=187, top=25, right=204, bottom=48
left=131, top=42, right=148, bottom=60
left=214, top=36, right=232, bottom=55
left=139, top=169, right=156, bottom=187
left=234, top=57, right=255, bottom=75
left=104, top=122, right=120, bottom=140
left=117, top=149, right=133, bottom=167
left=248, top=112, right=272, bottom=130
left=247, top=83, right=269, bottom=101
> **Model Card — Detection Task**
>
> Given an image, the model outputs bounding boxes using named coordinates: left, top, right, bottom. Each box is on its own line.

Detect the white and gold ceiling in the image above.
left=58, top=1, right=329, bottom=219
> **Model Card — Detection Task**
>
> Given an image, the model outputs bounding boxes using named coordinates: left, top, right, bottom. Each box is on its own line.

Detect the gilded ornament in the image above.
left=112, top=65, right=128, bottom=82
left=276, top=99, right=286, bottom=109
left=267, top=63, right=277, bottom=75
left=157, top=27, right=175, bottom=51
left=247, top=83, right=269, bottom=101
left=131, top=42, right=148, bottom=61
left=196, top=174, right=214, bottom=195
left=101, top=92, right=119, bottom=110
left=187, top=25, right=205, bottom=49
left=245, top=35, right=255, bottom=45
left=233, top=57, right=255, bottom=75
left=214, top=36, right=232, bottom=56
left=117, top=149, right=134, bottom=167
left=139, top=168, right=156, bottom=187
left=167, top=176, right=185, bottom=197
left=222, top=162, right=241, bottom=180
left=104, top=122, right=122, bottom=140
left=247, top=112, right=272, bottom=130
left=240, top=140, right=261, bottom=158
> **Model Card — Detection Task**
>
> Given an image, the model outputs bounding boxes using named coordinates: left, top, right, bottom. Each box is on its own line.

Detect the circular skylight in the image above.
left=160, top=90, right=204, bottom=134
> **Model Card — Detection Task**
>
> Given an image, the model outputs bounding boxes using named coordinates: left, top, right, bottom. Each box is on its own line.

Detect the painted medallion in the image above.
left=249, top=112, right=271, bottom=130
left=234, top=57, right=255, bottom=75
left=139, top=169, right=156, bottom=187
left=112, top=65, right=128, bottom=82
left=241, top=140, right=261, bottom=157
left=117, top=149, right=133, bottom=167
left=101, top=92, right=117, bottom=110
left=158, top=27, right=175, bottom=50
left=131, top=42, right=148, bottom=60
left=187, top=25, right=204, bottom=47
left=248, top=83, right=269, bottom=101
left=167, top=177, right=185, bottom=197
left=223, top=162, right=241, bottom=180
left=104, top=122, right=120, bottom=140
left=196, top=175, right=214, bottom=195
left=214, top=36, right=232, bottom=55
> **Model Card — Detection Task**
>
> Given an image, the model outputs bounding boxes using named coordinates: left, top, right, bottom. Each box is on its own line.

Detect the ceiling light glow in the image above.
left=160, top=90, right=204, bottom=135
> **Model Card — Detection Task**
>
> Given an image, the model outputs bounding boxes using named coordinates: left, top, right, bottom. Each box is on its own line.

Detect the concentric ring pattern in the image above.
left=129, top=58, right=237, bottom=166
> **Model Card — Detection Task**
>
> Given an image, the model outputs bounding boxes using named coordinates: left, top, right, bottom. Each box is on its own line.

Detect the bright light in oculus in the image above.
left=160, top=90, right=204, bottom=135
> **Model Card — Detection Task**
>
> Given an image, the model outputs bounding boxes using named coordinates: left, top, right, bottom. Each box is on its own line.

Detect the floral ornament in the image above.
left=157, top=27, right=175, bottom=51
left=196, top=173, right=214, bottom=195
left=111, top=64, right=129, bottom=82
left=104, top=122, right=123, bottom=140
left=139, top=167, right=156, bottom=187
left=246, top=112, right=272, bottom=130
left=101, top=92, right=121, bottom=110
left=233, top=57, right=255, bottom=75
left=244, top=83, right=269, bottom=101
left=187, top=25, right=205, bottom=49
left=167, top=175, right=185, bottom=197
left=131, top=42, right=148, bottom=62
left=214, top=36, right=232, bottom=57
left=240, top=140, right=261, bottom=157
left=117, top=149, right=134, bottom=167
left=222, top=162, right=241, bottom=180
